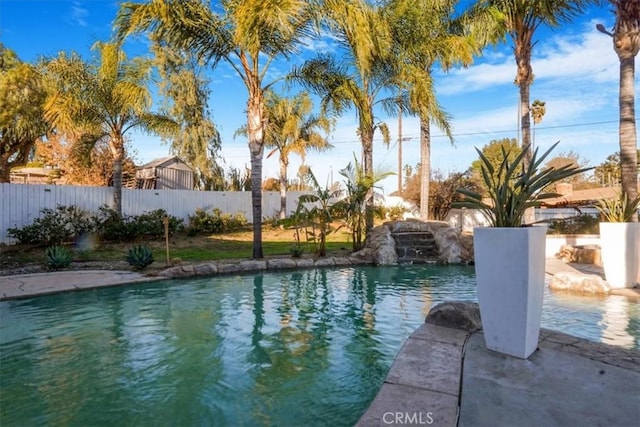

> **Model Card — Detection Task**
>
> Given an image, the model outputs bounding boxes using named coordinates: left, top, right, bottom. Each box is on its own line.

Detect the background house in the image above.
left=9, top=167, right=60, bottom=184
left=136, top=156, right=194, bottom=190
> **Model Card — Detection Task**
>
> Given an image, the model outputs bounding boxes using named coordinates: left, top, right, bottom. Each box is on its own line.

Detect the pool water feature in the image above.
left=1, top=265, right=638, bottom=426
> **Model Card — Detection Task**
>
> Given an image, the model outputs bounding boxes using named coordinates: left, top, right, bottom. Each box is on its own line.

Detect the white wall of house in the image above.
left=1, top=183, right=310, bottom=243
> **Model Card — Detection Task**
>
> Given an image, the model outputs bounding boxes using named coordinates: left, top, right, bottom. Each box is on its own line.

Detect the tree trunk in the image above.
left=619, top=55, right=638, bottom=220
left=0, top=153, right=12, bottom=182
left=515, top=33, right=535, bottom=224
left=111, top=140, right=125, bottom=217
left=514, top=34, right=533, bottom=163
left=279, top=157, right=288, bottom=220
left=0, top=140, right=32, bottom=182
left=419, top=116, right=431, bottom=220
left=362, top=128, right=374, bottom=231
left=248, top=90, right=265, bottom=258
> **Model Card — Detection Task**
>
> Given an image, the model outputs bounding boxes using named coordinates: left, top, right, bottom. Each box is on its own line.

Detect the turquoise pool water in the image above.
left=1, top=265, right=638, bottom=426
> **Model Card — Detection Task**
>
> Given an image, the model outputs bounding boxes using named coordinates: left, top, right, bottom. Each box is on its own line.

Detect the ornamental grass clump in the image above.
left=46, top=245, right=73, bottom=270
left=595, top=192, right=640, bottom=222
left=126, top=244, right=154, bottom=270
left=454, top=142, right=591, bottom=227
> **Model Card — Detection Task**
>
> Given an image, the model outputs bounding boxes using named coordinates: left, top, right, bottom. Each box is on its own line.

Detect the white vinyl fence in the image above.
left=1, top=183, right=309, bottom=243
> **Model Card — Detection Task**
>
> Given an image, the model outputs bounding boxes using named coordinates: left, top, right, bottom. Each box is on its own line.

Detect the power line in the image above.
left=323, top=118, right=637, bottom=145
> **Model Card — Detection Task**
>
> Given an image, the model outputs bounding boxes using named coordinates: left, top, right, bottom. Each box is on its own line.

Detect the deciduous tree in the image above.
left=0, top=45, right=49, bottom=181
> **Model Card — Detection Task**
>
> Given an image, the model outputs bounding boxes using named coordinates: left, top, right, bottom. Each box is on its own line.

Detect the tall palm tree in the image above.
left=597, top=0, right=639, bottom=217
left=470, top=0, right=597, bottom=162
left=530, top=99, right=546, bottom=150
left=292, top=0, right=394, bottom=231
left=116, top=0, right=317, bottom=258
left=263, top=91, right=333, bottom=219
left=44, top=42, right=176, bottom=215
left=384, top=0, right=477, bottom=219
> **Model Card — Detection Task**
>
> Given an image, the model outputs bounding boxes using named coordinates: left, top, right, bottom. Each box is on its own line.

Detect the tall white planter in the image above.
left=474, top=226, right=547, bottom=359
left=599, top=222, right=640, bottom=289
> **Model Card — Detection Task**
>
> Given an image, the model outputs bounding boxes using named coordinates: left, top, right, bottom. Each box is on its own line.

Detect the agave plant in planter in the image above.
left=454, top=141, right=590, bottom=359
left=596, top=192, right=640, bottom=289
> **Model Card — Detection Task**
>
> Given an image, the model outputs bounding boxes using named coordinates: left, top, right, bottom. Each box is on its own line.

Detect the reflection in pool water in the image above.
left=1, top=265, right=638, bottom=426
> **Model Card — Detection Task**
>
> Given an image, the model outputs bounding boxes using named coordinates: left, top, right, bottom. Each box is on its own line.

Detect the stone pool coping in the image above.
left=357, top=311, right=640, bottom=426
left=2, top=256, right=638, bottom=301
left=0, top=255, right=371, bottom=301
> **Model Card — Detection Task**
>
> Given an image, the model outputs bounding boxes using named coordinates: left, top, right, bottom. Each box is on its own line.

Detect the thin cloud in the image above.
left=301, top=30, right=340, bottom=54
left=70, top=2, right=89, bottom=27
left=439, top=21, right=619, bottom=95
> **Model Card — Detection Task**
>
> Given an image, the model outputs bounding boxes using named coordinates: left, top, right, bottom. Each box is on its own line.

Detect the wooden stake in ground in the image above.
left=163, top=216, right=170, bottom=265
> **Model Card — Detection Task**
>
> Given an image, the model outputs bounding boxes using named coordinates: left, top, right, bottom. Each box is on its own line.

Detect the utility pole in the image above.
left=398, top=104, right=403, bottom=196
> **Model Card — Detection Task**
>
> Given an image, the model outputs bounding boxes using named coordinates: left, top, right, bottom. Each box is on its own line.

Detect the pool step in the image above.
left=393, top=231, right=439, bottom=263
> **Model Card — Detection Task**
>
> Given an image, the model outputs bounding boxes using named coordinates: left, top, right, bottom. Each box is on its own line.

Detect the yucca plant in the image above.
left=126, top=244, right=154, bottom=270
left=46, top=245, right=73, bottom=270
left=454, top=141, right=591, bottom=227
left=596, top=192, right=640, bottom=222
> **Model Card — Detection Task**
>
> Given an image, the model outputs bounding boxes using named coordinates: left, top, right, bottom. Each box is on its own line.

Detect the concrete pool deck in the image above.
left=1, top=260, right=639, bottom=426
left=357, top=319, right=640, bottom=427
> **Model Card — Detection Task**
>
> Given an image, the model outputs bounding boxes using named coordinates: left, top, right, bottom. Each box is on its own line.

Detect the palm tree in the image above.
left=44, top=42, right=176, bottom=215
left=261, top=91, right=333, bottom=219
left=384, top=0, right=477, bottom=219
left=337, top=157, right=394, bottom=251
left=470, top=0, right=597, bottom=162
left=597, top=0, right=639, bottom=218
left=116, top=0, right=317, bottom=258
left=292, top=0, right=394, bottom=231
left=530, top=99, right=546, bottom=149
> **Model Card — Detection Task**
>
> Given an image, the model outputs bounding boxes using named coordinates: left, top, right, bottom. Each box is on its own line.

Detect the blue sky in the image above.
left=1, top=0, right=636, bottom=194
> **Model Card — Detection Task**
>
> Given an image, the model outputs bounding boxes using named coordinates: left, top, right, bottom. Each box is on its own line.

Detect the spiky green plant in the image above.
left=46, top=245, right=73, bottom=270
left=596, top=192, right=640, bottom=222
left=289, top=243, right=304, bottom=258
left=126, top=244, right=154, bottom=270
left=454, top=141, right=591, bottom=227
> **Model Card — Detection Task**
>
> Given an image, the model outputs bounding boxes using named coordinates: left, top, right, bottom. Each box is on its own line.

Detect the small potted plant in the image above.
left=596, top=192, right=640, bottom=289
left=454, top=141, right=589, bottom=359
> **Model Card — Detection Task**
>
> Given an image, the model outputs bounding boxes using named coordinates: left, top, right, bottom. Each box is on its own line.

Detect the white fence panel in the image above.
left=2, top=183, right=606, bottom=244
left=446, top=209, right=491, bottom=231
left=1, top=184, right=313, bottom=243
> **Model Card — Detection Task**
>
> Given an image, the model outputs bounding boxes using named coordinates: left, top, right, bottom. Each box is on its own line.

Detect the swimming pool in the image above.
left=1, top=265, right=638, bottom=426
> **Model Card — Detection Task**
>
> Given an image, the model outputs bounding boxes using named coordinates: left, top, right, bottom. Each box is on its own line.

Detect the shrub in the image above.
left=7, top=205, right=98, bottom=245
left=546, top=214, right=599, bottom=235
left=97, top=206, right=183, bottom=242
left=46, top=245, right=73, bottom=270
left=187, top=208, right=247, bottom=234
left=290, top=243, right=304, bottom=258
left=126, top=244, right=154, bottom=270
left=382, top=204, right=408, bottom=221
left=97, top=206, right=139, bottom=242
left=135, top=209, right=183, bottom=237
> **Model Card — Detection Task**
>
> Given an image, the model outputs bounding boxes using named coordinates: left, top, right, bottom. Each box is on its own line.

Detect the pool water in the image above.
left=1, top=265, right=638, bottom=426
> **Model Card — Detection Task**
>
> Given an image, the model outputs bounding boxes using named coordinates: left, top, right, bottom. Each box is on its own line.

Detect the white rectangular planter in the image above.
left=474, top=227, right=547, bottom=359
left=599, top=222, right=640, bottom=289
